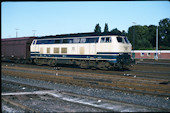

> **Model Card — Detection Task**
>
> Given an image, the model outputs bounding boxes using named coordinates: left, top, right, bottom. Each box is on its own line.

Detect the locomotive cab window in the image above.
left=117, top=37, right=124, bottom=43
left=100, top=37, right=111, bottom=43
left=124, top=37, right=130, bottom=44
left=105, top=37, right=111, bottom=43
left=100, top=37, right=105, bottom=43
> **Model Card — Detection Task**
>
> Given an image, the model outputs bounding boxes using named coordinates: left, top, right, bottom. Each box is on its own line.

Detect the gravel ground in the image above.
left=2, top=80, right=48, bottom=93
left=2, top=74, right=170, bottom=111
left=2, top=100, right=25, bottom=113
left=3, top=94, right=107, bottom=112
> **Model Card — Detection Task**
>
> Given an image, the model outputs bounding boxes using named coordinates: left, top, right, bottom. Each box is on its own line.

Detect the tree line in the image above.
left=94, top=18, right=170, bottom=50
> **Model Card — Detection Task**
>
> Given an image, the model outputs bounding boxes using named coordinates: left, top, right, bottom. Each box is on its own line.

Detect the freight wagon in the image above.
left=1, top=37, right=35, bottom=63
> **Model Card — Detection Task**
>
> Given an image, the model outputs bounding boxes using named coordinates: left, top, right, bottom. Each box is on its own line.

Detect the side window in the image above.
left=73, top=38, right=80, bottom=43
left=80, top=38, right=86, bottom=43
left=55, top=40, right=61, bottom=44
left=42, top=40, right=47, bottom=44
left=100, top=37, right=105, bottom=43
left=36, top=40, right=54, bottom=44
left=100, top=37, right=111, bottom=43
left=36, top=40, right=41, bottom=44
left=63, top=39, right=69, bottom=43
left=86, top=38, right=99, bottom=43
left=54, top=48, right=59, bottom=53
left=35, top=39, right=57, bottom=44
left=105, top=37, right=111, bottom=43
left=48, top=40, right=55, bottom=44
left=47, top=48, right=50, bottom=53
left=61, top=48, right=67, bottom=53
left=32, top=40, right=36, bottom=44
left=94, top=37, right=99, bottom=43
left=69, top=39, right=73, bottom=43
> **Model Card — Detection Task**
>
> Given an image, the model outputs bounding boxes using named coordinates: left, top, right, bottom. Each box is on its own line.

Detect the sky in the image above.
left=1, top=1, right=170, bottom=39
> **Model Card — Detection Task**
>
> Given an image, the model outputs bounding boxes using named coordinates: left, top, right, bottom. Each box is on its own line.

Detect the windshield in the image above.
left=124, top=37, right=130, bottom=44
left=117, top=37, right=123, bottom=43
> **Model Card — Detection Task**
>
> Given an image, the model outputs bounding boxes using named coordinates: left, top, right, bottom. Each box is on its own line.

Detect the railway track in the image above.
left=2, top=63, right=170, bottom=97
left=2, top=62, right=170, bottom=80
left=2, top=62, right=170, bottom=112
left=2, top=79, right=169, bottom=112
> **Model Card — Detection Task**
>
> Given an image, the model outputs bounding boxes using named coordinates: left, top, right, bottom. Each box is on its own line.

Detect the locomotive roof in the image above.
left=35, top=32, right=124, bottom=39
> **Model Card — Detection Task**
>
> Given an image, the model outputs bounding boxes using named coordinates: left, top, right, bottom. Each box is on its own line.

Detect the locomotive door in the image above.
left=89, top=43, right=96, bottom=55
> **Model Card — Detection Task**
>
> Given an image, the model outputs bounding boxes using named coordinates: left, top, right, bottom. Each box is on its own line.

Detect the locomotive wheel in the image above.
left=48, top=59, right=57, bottom=67
left=14, top=60, right=20, bottom=64
left=115, top=63, right=123, bottom=71
left=80, top=61, right=89, bottom=69
left=34, top=59, right=38, bottom=65
left=34, top=59, right=42, bottom=65
left=97, top=61, right=108, bottom=70
left=97, top=61, right=113, bottom=70
left=89, top=61, right=97, bottom=69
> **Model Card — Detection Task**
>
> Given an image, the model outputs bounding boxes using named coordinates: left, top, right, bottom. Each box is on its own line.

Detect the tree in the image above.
left=104, top=23, right=109, bottom=33
left=110, top=28, right=121, bottom=35
left=147, top=25, right=157, bottom=48
left=92, top=18, right=170, bottom=50
left=127, top=25, right=152, bottom=49
left=94, top=23, right=101, bottom=33
left=159, top=18, right=170, bottom=48
left=121, top=30, right=127, bottom=36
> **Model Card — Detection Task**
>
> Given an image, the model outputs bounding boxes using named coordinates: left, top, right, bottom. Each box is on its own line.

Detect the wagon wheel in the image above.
left=27, top=59, right=33, bottom=64
left=14, top=59, right=20, bottom=64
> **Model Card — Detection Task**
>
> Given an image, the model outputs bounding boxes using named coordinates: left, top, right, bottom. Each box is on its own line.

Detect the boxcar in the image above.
left=1, top=37, right=35, bottom=63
